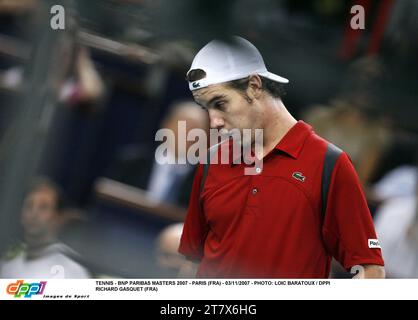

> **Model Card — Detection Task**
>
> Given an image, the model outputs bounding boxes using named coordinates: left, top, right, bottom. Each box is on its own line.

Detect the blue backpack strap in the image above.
left=321, top=143, right=343, bottom=223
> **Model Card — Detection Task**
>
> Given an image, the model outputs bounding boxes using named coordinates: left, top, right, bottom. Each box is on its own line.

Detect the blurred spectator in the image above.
left=371, top=164, right=417, bottom=278
left=375, top=195, right=418, bottom=278
left=107, top=100, right=209, bottom=206
left=305, top=57, right=392, bottom=278
left=155, top=223, right=197, bottom=277
left=58, top=46, right=105, bottom=114
left=303, top=57, right=392, bottom=186
left=305, top=100, right=391, bottom=186
left=0, top=0, right=35, bottom=15
left=0, top=177, right=90, bottom=278
left=369, top=165, right=417, bottom=206
left=0, top=45, right=105, bottom=112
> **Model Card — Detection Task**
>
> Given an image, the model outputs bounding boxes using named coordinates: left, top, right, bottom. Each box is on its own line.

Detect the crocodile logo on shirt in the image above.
left=292, top=172, right=306, bottom=182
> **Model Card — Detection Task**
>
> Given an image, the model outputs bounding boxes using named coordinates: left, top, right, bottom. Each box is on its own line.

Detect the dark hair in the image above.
left=226, top=76, right=286, bottom=99
left=186, top=69, right=286, bottom=99
left=26, top=177, right=68, bottom=212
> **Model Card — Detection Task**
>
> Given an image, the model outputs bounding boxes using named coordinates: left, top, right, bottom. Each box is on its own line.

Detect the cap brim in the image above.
left=259, top=71, right=289, bottom=84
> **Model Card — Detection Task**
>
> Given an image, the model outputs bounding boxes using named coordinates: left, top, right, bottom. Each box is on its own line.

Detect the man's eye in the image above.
left=214, top=101, right=225, bottom=109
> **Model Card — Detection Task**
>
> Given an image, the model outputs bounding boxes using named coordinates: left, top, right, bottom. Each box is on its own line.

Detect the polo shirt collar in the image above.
left=229, top=120, right=312, bottom=166
left=274, top=120, right=313, bottom=159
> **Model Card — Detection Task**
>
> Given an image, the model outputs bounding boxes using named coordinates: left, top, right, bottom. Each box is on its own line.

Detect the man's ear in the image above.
left=247, top=74, right=263, bottom=99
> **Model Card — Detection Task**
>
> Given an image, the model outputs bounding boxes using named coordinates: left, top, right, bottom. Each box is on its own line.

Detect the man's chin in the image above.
left=24, top=228, right=46, bottom=240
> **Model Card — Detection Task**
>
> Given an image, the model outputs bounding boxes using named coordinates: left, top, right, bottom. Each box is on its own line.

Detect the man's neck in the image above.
left=256, top=99, right=297, bottom=158
left=25, top=236, right=56, bottom=259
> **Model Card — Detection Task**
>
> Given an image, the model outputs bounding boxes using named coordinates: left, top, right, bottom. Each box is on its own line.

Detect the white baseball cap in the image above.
left=186, top=36, right=289, bottom=91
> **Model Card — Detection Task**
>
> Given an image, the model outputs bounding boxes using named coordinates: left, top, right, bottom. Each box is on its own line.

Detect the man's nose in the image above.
left=208, top=110, right=224, bottom=129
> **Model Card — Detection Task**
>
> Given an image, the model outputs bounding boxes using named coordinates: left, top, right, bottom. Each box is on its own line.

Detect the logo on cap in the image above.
left=192, top=82, right=200, bottom=88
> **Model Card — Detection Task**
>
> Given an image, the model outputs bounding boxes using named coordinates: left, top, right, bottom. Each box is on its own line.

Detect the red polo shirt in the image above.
left=179, top=121, right=384, bottom=278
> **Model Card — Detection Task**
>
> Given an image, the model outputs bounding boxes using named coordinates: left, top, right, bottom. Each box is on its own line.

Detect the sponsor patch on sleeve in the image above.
left=368, top=239, right=381, bottom=249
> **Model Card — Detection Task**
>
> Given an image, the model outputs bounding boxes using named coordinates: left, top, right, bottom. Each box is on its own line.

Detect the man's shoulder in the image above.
left=0, top=252, right=25, bottom=267
left=52, top=254, right=91, bottom=278
left=307, top=126, right=331, bottom=146
left=42, top=243, right=91, bottom=278
left=303, top=127, right=338, bottom=156
left=0, top=253, right=25, bottom=278
left=298, top=125, right=350, bottom=176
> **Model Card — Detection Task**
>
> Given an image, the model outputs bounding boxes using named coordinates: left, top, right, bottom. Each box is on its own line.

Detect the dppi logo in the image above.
left=6, top=280, right=47, bottom=298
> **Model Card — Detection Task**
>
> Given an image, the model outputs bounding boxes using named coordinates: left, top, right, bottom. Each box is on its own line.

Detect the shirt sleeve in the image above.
left=178, top=164, right=209, bottom=261
left=322, top=152, right=385, bottom=270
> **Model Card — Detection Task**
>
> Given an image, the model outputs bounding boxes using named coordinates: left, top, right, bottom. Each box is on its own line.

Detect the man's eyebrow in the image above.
left=207, top=95, right=227, bottom=107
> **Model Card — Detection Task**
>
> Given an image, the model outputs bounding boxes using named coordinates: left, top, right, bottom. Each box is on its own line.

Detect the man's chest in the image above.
left=200, top=157, right=323, bottom=237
